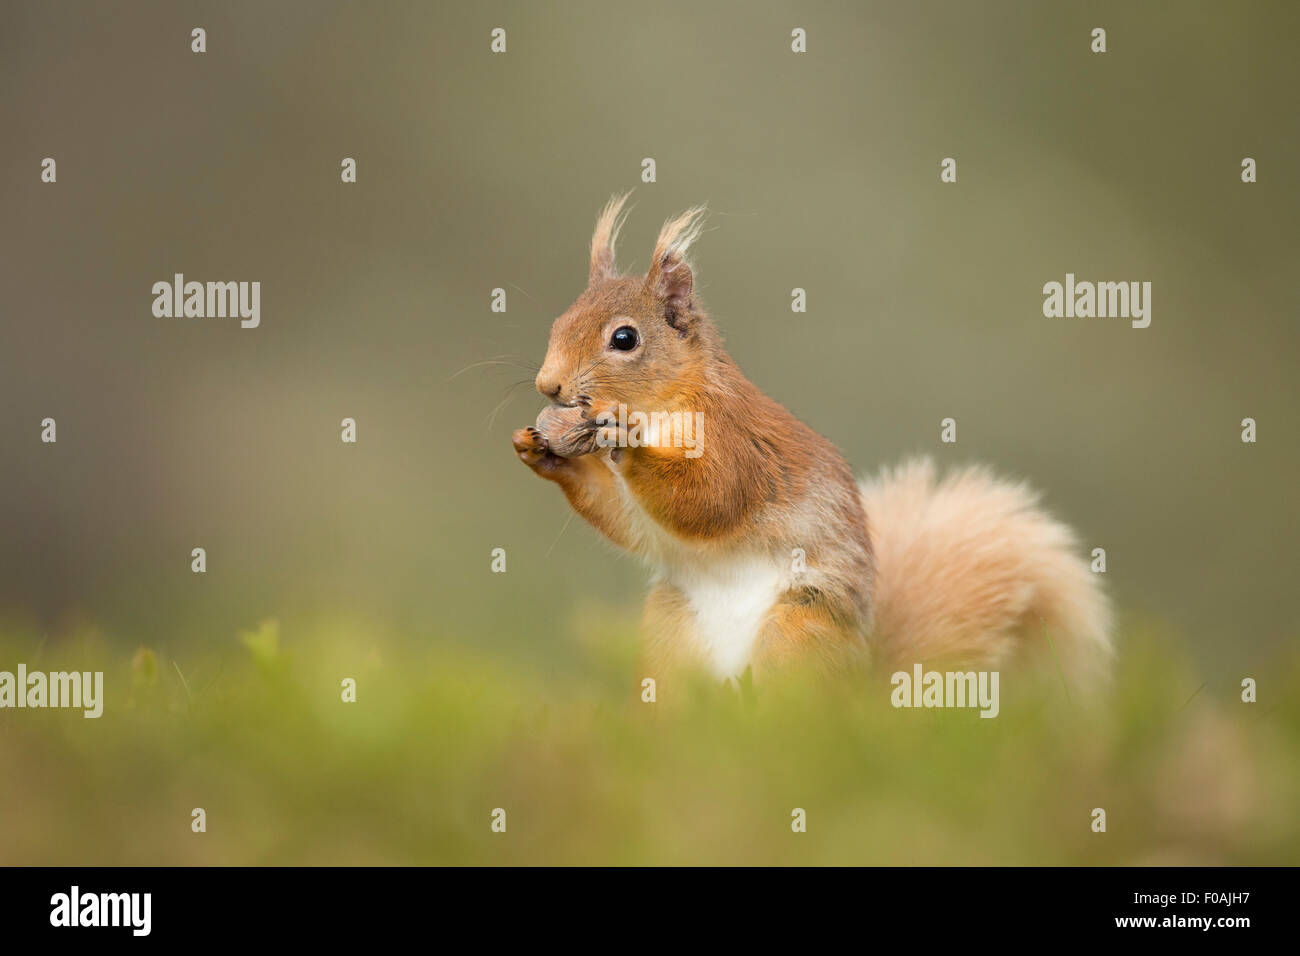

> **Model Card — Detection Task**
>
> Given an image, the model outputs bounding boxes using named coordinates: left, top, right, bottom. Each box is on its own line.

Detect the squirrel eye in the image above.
left=609, top=326, right=639, bottom=351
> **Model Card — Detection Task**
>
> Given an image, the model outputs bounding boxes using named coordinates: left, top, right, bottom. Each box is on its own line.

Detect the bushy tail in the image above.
left=860, top=458, right=1112, bottom=689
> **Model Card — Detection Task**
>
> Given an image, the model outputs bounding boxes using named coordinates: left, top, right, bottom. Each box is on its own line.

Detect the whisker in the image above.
left=574, top=355, right=610, bottom=382
left=502, top=378, right=534, bottom=394
left=484, top=386, right=532, bottom=433
left=448, top=355, right=540, bottom=383
left=544, top=511, right=577, bottom=559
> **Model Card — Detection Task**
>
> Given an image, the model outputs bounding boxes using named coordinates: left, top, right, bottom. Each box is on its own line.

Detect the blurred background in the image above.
left=1, top=1, right=1297, bottom=864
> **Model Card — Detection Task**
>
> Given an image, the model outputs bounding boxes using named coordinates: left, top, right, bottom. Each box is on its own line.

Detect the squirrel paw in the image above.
left=512, top=425, right=567, bottom=475
left=512, top=425, right=548, bottom=464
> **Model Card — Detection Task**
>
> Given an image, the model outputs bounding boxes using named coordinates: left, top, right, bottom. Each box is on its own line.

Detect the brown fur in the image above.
left=513, top=197, right=1111, bottom=691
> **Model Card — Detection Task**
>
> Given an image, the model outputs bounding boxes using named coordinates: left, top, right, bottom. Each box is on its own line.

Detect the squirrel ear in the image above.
left=646, top=206, right=706, bottom=331
left=589, top=192, right=632, bottom=284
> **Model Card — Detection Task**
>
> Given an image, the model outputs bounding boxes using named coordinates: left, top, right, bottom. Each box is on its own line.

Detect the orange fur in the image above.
left=514, top=199, right=1112, bottom=690
left=861, top=458, right=1112, bottom=685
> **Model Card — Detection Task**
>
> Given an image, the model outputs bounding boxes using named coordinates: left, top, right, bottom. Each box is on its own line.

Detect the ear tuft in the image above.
left=646, top=205, right=707, bottom=330
left=589, top=192, right=633, bottom=284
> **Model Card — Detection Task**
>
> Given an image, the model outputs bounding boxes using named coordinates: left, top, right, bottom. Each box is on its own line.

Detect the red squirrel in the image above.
left=513, top=195, right=1111, bottom=688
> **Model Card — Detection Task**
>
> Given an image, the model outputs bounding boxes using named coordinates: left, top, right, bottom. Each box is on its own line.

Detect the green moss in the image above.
left=0, top=615, right=1295, bottom=865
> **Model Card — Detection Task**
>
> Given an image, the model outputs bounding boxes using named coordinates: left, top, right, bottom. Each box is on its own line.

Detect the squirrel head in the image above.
left=535, top=195, right=712, bottom=415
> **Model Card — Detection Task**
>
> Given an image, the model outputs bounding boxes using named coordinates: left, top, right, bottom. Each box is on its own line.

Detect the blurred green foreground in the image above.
left=1, top=611, right=1297, bottom=866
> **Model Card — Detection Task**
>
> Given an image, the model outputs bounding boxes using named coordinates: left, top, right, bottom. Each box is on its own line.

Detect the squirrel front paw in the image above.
left=512, top=425, right=553, bottom=467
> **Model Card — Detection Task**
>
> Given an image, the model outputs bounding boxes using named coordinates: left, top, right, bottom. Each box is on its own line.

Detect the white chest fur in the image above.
left=672, top=555, right=784, bottom=679
left=602, top=455, right=786, bottom=679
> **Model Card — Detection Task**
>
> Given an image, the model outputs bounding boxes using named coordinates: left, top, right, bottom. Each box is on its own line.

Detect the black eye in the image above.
left=609, top=325, right=639, bottom=351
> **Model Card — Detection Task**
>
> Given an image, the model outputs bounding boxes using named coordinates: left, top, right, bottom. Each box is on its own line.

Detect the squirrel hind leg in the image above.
left=860, top=457, right=1112, bottom=689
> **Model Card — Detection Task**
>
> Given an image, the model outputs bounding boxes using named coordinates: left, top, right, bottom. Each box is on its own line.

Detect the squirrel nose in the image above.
left=536, top=375, right=562, bottom=401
